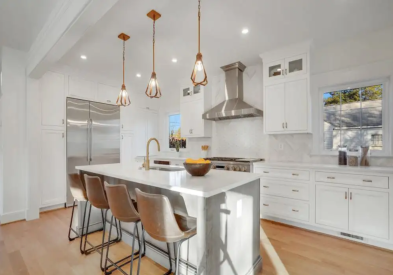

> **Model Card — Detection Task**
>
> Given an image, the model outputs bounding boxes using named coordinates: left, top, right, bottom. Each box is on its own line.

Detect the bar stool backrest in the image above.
left=135, top=188, right=184, bottom=243
left=104, top=183, right=140, bottom=223
left=67, top=173, right=87, bottom=201
left=84, top=175, right=109, bottom=209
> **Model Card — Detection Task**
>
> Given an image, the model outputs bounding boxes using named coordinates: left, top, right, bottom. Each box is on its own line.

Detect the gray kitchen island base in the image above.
left=77, top=164, right=262, bottom=275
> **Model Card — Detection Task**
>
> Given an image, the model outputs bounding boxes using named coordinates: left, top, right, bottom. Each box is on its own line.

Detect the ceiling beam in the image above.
left=26, top=0, right=119, bottom=79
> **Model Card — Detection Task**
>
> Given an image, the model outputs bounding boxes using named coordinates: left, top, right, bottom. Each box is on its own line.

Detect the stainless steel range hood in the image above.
left=202, top=61, right=263, bottom=121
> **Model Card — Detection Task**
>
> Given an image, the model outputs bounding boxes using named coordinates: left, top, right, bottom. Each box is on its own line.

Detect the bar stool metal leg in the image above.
left=175, top=239, right=188, bottom=275
left=164, top=243, right=173, bottom=275
left=68, top=199, right=78, bottom=241
left=80, top=201, right=89, bottom=254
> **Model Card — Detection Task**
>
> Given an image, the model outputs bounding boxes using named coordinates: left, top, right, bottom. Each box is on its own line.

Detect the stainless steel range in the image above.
left=205, top=157, right=264, bottom=173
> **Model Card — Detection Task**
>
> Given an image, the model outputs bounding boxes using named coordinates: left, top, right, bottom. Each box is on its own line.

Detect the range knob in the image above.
left=225, top=165, right=230, bottom=171
left=212, top=165, right=216, bottom=169
left=234, top=166, right=240, bottom=171
left=229, top=166, right=235, bottom=171
left=241, top=166, right=247, bottom=172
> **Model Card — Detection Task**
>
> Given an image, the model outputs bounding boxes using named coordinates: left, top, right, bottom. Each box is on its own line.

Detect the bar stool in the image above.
left=83, top=175, right=123, bottom=271
left=67, top=173, right=88, bottom=243
left=104, top=182, right=146, bottom=275
left=135, top=188, right=197, bottom=275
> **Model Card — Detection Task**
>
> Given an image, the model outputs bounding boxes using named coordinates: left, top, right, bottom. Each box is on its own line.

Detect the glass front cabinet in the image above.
left=264, top=53, right=307, bottom=83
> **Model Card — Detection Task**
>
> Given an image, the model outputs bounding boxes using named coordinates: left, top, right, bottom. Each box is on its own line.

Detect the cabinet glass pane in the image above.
left=268, top=64, right=282, bottom=78
left=183, top=88, right=191, bottom=97
left=193, top=85, right=201, bottom=95
left=288, top=59, right=303, bottom=74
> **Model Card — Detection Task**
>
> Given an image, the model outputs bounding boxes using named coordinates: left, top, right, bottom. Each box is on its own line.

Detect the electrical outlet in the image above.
left=278, top=143, right=284, bottom=150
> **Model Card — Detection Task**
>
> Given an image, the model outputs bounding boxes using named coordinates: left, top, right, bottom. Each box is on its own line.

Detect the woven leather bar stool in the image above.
left=67, top=173, right=88, bottom=245
left=135, top=188, right=197, bottom=275
left=104, top=182, right=145, bottom=275
left=83, top=175, right=124, bottom=271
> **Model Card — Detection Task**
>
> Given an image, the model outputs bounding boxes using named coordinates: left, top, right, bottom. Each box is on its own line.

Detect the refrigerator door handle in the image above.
left=87, top=119, right=90, bottom=162
left=90, top=118, right=93, bottom=162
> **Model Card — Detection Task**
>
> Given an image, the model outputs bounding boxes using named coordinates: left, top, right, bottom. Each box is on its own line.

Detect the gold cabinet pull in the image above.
left=263, top=171, right=269, bottom=174
left=282, top=122, right=284, bottom=129
left=263, top=186, right=269, bottom=188
left=363, top=179, right=372, bottom=183
left=292, top=209, right=299, bottom=212
left=327, top=176, right=335, bottom=179
left=292, top=173, right=299, bottom=176
left=292, top=189, right=299, bottom=192
left=345, top=192, right=347, bottom=200
left=263, top=204, right=269, bottom=207
left=350, top=192, right=352, bottom=200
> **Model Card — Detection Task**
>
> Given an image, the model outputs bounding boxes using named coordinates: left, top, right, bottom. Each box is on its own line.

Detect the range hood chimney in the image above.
left=202, top=61, right=263, bottom=121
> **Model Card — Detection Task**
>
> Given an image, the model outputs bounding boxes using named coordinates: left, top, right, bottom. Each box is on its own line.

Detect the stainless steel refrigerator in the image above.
left=66, top=98, right=120, bottom=206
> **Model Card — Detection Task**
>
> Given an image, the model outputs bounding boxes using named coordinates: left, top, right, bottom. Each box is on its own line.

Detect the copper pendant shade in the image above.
left=191, top=0, right=208, bottom=86
left=116, top=33, right=131, bottom=106
left=145, top=10, right=162, bottom=99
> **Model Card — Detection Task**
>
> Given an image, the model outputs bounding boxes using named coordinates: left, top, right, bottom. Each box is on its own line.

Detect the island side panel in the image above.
left=203, top=179, right=261, bottom=275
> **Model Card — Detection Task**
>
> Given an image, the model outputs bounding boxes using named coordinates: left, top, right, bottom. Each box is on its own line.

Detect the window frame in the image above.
left=317, top=78, right=391, bottom=157
left=167, top=112, right=187, bottom=151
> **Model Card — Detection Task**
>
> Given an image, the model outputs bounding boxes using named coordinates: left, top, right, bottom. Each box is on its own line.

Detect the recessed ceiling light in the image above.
left=242, top=28, right=249, bottom=34
left=80, top=55, right=87, bottom=59
left=136, top=73, right=141, bottom=78
left=172, top=58, right=178, bottom=63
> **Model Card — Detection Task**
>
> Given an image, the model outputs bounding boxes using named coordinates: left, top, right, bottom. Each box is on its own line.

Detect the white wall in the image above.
left=0, top=47, right=27, bottom=223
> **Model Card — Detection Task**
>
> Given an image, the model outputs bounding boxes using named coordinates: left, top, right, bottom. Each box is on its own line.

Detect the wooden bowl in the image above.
left=183, top=163, right=212, bottom=176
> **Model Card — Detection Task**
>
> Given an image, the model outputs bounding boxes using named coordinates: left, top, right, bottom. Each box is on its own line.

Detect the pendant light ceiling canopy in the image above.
left=145, top=10, right=162, bottom=99
left=116, top=33, right=131, bottom=106
left=191, top=0, right=208, bottom=86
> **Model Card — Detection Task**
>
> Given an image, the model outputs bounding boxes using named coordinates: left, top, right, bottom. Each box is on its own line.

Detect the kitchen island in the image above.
left=76, top=163, right=262, bottom=275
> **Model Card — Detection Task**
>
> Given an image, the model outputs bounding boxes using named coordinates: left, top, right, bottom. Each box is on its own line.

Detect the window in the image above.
left=323, top=83, right=383, bottom=151
left=169, top=114, right=186, bottom=149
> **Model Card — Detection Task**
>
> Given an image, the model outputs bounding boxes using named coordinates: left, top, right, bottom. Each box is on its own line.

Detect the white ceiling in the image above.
left=57, top=0, right=393, bottom=91
left=0, top=0, right=64, bottom=52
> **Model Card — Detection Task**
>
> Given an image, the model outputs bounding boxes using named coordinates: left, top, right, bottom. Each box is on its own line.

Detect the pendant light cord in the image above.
left=123, top=40, right=125, bottom=85
left=153, top=15, right=156, bottom=72
left=198, top=0, right=201, bottom=53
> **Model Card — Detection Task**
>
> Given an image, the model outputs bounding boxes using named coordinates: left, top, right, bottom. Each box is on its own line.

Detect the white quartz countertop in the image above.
left=253, top=161, right=393, bottom=174
left=76, top=163, right=261, bottom=198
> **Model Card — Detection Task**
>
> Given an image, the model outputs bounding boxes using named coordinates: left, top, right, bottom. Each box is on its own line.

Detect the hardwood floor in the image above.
left=1, top=208, right=393, bottom=275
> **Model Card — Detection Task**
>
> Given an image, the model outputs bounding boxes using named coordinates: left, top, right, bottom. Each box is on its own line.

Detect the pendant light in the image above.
left=116, top=33, right=131, bottom=106
left=191, top=0, right=208, bottom=86
left=145, top=10, right=162, bottom=99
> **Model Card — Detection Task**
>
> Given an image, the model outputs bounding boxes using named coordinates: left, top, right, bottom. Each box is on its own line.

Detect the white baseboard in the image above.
left=105, top=222, right=197, bottom=275
left=262, top=215, right=393, bottom=251
left=40, top=203, right=65, bottom=213
left=0, top=210, right=26, bottom=224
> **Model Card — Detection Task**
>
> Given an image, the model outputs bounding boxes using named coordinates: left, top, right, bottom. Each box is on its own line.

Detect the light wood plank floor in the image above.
left=1, top=208, right=393, bottom=275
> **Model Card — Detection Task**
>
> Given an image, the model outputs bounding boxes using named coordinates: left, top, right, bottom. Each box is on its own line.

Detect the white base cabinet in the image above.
left=255, top=162, right=393, bottom=250
left=349, top=188, right=389, bottom=239
left=40, top=130, right=66, bottom=207
left=316, top=185, right=349, bottom=230
left=121, top=133, right=135, bottom=165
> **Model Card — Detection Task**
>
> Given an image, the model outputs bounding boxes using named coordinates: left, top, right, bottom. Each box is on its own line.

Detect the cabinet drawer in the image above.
left=261, top=196, right=309, bottom=222
left=261, top=180, right=309, bottom=201
left=255, top=167, right=310, bottom=181
left=316, top=171, right=389, bottom=189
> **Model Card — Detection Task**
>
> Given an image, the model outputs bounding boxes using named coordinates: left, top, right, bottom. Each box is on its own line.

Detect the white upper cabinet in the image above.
left=180, top=83, right=211, bottom=138
left=261, top=41, right=311, bottom=134
left=97, top=83, right=119, bottom=105
left=349, top=189, right=389, bottom=239
left=264, top=83, right=285, bottom=132
left=41, top=71, right=65, bottom=127
left=285, top=53, right=307, bottom=77
left=68, top=76, right=96, bottom=100
left=285, top=79, right=308, bottom=131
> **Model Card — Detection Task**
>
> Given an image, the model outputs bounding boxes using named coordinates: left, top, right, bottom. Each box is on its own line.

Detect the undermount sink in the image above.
left=149, top=166, right=185, bottom=172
